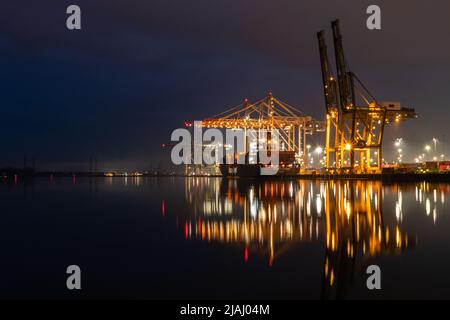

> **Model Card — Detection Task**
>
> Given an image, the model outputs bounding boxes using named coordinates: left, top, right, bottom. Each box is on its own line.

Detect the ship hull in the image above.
left=220, top=164, right=260, bottom=177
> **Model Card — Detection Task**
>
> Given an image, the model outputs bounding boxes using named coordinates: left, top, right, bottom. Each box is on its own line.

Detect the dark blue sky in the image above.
left=1, top=0, right=450, bottom=171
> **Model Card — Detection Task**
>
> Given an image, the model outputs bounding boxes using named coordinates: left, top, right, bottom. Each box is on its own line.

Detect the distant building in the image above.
left=439, top=161, right=450, bottom=172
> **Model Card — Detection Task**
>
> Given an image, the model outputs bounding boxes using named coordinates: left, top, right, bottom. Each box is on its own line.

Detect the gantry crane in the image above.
left=200, top=93, right=325, bottom=168
left=317, top=20, right=417, bottom=173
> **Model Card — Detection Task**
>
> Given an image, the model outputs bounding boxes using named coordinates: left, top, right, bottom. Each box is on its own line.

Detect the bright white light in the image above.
left=316, top=195, right=322, bottom=216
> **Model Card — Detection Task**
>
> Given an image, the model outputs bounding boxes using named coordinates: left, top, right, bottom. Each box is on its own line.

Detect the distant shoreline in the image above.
left=3, top=169, right=450, bottom=183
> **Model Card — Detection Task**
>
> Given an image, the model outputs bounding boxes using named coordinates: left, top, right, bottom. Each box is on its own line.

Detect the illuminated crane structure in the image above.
left=200, top=93, right=325, bottom=168
left=318, top=20, right=417, bottom=173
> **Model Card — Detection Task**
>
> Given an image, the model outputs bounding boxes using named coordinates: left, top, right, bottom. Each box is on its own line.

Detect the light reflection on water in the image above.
left=173, top=178, right=449, bottom=298
left=2, top=176, right=450, bottom=299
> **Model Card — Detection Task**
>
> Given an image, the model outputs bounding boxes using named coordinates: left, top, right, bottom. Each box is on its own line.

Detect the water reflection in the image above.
left=413, top=182, right=448, bottom=223
left=320, top=180, right=414, bottom=299
left=172, top=178, right=427, bottom=298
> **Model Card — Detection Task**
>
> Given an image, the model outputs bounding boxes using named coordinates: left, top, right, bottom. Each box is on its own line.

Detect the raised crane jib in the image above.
left=317, top=30, right=337, bottom=114
left=331, top=19, right=355, bottom=112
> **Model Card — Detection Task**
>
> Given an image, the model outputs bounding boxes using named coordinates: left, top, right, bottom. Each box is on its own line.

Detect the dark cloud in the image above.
left=1, top=0, right=450, bottom=169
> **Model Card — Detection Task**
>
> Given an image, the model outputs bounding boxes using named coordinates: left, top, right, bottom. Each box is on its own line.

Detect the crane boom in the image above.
left=317, top=30, right=337, bottom=113
left=331, top=19, right=355, bottom=111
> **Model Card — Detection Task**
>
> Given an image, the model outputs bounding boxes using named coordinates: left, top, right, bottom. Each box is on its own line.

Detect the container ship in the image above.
left=219, top=151, right=301, bottom=177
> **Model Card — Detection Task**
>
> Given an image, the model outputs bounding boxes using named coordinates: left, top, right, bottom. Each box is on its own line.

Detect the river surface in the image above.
left=1, top=177, right=450, bottom=299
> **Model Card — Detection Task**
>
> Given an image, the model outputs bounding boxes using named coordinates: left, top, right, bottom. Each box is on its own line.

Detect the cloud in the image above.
left=1, top=0, right=450, bottom=168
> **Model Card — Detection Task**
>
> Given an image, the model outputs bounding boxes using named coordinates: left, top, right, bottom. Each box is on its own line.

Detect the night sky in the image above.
left=1, top=0, right=450, bottom=171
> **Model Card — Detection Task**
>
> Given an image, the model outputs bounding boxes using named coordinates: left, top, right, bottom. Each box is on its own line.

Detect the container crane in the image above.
left=318, top=19, right=417, bottom=173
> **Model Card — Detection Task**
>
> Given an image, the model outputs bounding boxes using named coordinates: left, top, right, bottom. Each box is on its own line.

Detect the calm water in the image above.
left=1, top=177, right=450, bottom=299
